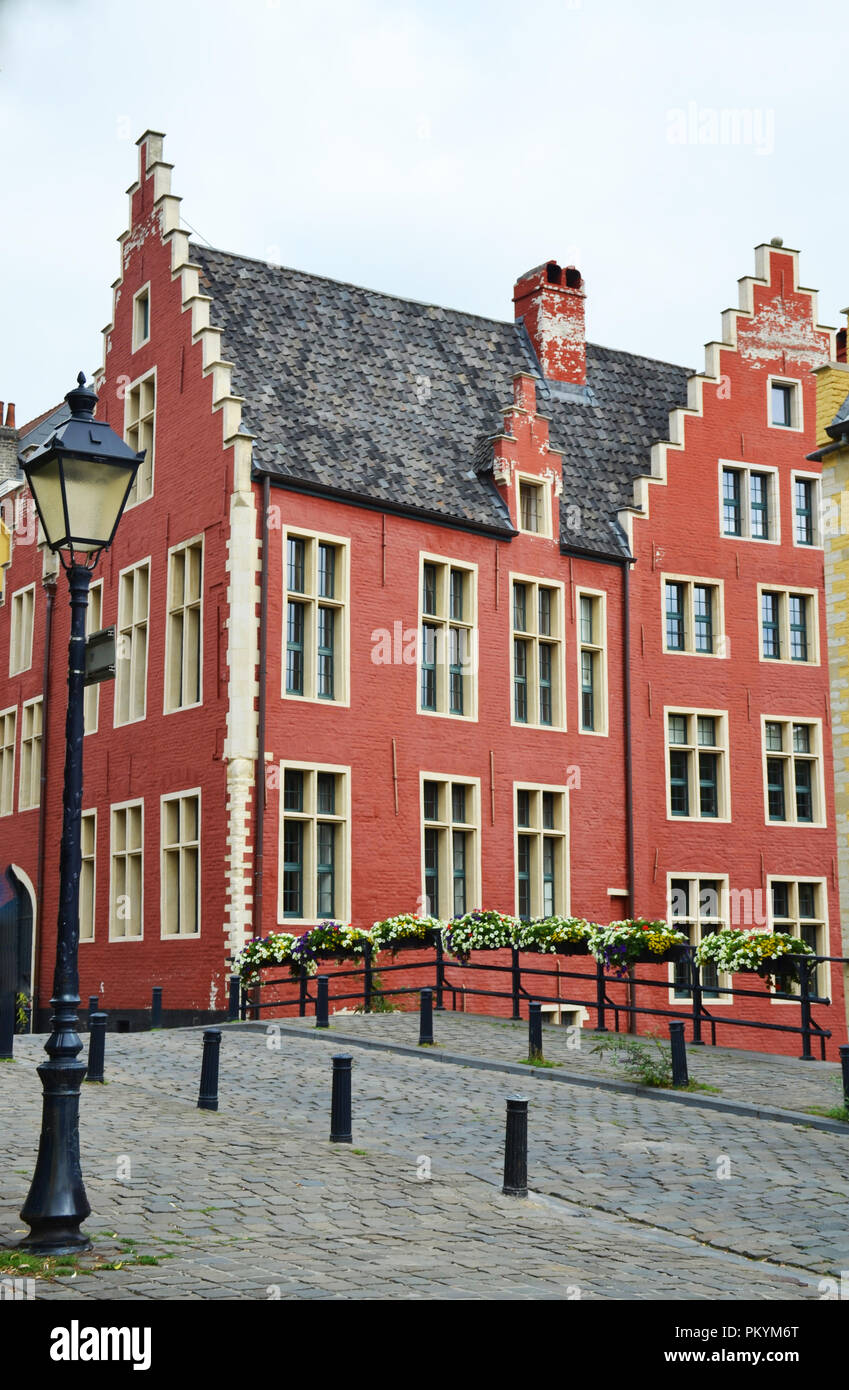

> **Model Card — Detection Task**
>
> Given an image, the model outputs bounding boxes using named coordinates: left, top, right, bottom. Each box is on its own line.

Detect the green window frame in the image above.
left=665, top=582, right=685, bottom=650
left=761, top=592, right=780, bottom=659
left=794, top=479, right=813, bottom=545
left=750, top=472, right=769, bottom=539
left=722, top=468, right=741, bottom=535
left=286, top=601, right=305, bottom=695
left=789, top=595, right=808, bottom=662
left=514, top=638, right=528, bottom=722
left=693, top=586, right=713, bottom=653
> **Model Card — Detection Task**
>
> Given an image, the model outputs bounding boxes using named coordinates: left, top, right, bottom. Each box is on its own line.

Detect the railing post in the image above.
left=528, top=1001, right=543, bottom=1061
left=151, top=986, right=163, bottom=1030
left=298, top=965, right=308, bottom=1018
left=511, top=947, right=521, bottom=1021
left=197, top=1028, right=222, bottom=1111
left=330, top=1054, right=353, bottom=1143
left=419, top=988, right=434, bottom=1046
left=0, top=993, right=14, bottom=1060
left=595, top=957, right=608, bottom=1033
left=502, top=1096, right=528, bottom=1197
left=434, top=933, right=445, bottom=1011
left=86, top=1013, right=107, bottom=1083
left=239, top=984, right=247, bottom=1022
left=316, top=975, right=329, bottom=1029
left=689, top=949, right=704, bottom=1045
left=669, top=1020, right=688, bottom=1086
left=363, top=942, right=373, bottom=1014
left=799, top=958, right=813, bottom=1061
left=228, top=976, right=240, bottom=1021
left=839, top=1045, right=849, bottom=1111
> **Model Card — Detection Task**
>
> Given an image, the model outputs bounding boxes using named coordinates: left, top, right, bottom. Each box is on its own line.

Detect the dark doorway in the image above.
left=0, top=867, right=34, bottom=1033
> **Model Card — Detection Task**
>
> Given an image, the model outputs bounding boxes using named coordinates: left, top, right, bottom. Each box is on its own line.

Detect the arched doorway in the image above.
left=0, top=866, right=34, bottom=1034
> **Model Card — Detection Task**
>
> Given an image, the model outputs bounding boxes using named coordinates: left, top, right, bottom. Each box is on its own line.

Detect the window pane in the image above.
left=538, top=587, right=552, bottom=636
left=765, top=721, right=783, bottom=751
left=669, top=750, right=690, bottom=815
left=698, top=752, right=718, bottom=817
left=422, top=564, right=437, bottom=616
left=286, top=601, right=304, bottom=695
left=771, top=382, right=792, bottom=427
left=424, top=827, right=440, bottom=916
left=421, top=624, right=437, bottom=710
left=423, top=781, right=440, bottom=821
left=287, top=538, right=305, bottom=592
left=668, top=714, right=688, bottom=745
left=513, top=583, right=527, bottom=633
left=794, top=760, right=813, bottom=822
left=318, top=543, right=336, bottom=599
left=316, top=822, right=335, bottom=917
left=665, top=582, right=685, bottom=650
left=771, top=881, right=790, bottom=919
left=317, top=773, right=335, bottom=815
left=693, top=586, right=713, bottom=653
left=538, top=643, right=552, bottom=725
left=514, top=639, right=528, bottom=722
left=283, top=770, right=303, bottom=811
left=795, top=479, right=813, bottom=545
left=789, top=595, right=808, bottom=661
left=449, top=569, right=464, bottom=622
left=581, top=650, right=594, bottom=731
left=317, top=606, right=335, bottom=699
left=792, top=723, right=811, bottom=754
left=696, top=716, right=716, bottom=747
left=542, top=837, right=555, bottom=915
left=750, top=473, right=769, bottom=539
left=767, top=759, right=786, bottom=821
left=451, top=783, right=467, bottom=824
left=722, top=469, right=741, bottom=535
left=798, top=882, right=817, bottom=918
left=517, top=835, right=531, bottom=920
left=542, top=792, right=555, bottom=829
left=452, top=831, right=467, bottom=915
left=762, top=592, right=781, bottom=659
left=579, top=595, right=593, bottom=645
left=516, top=789, right=530, bottom=827
left=283, top=821, right=303, bottom=916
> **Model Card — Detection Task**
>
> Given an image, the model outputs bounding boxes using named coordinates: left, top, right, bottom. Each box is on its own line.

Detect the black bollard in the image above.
left=0, top=993, right=14, bottom=1060
left=228, top=976, right=240, bottom=1021
left=419, top=988, right=434, bottom=1046
left=197, top=1028, right=222, bottom=1111
left=669, top=1020, right=689, bottom=1086
left=528, top=1001, right=543, bottom=1061
left=840, top=1046, right=849, bottom=1110
left=316, top=975, right=329, bottom=1029
left=151, top=987, right=163, bottom=1029
left=502, top=1096, right=528, bottom=1197
left=86, top=1013, right=107, bottom=1083
left=88, top=995, right=99, bottom=1023
left=330, top=1054, right=352, bottom=1143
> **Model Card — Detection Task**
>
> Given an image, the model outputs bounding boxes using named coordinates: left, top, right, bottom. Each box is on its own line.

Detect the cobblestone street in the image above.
left=1, top=1016, right=847, bottom=1301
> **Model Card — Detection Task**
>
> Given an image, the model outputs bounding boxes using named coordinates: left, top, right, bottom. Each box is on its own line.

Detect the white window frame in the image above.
left=790, top=469, right=823, bottom=550
left=761, top=716, right=826, bottom=828
left=418, top=553, right=479, bottom=722
left=80, top=809, right=96, bottom=943
left=766, top=875, right=830, bottom=1005
left=114, top=557, right=150, bottom=728
left=756, top=584, right=820, bottom=666
left=164, top=535, right=204, bottom=714
left=123, top=367, right=156, bottom=507
left=277, top=761, right=351, bottom=927
left=664, top=707, right=731, bottom=823
left=513, top=782, right=570, bottom=919
left=718, top=460, right=780, bottom=544
left=516, top=473, right=553, bottom=538
left=18, top=695, right=43, bottom=812
left=660, top=574, right=726, bottom=659
left=9, top=583, right=35, bottom=676
left=509, top=573, right=566, bottom=731
left=576, top=586, right=609, bottom=735
left=132, top=282, right=151, bottom=352
left=160, top=788, right=201, bottom=939
left=84, top=579, right=103, bottom=736
left=419, top=772, right=482, bottom=921
left=0, top=705, right=16, bottom=817
left=666, top=872, right=732, bottom=1004
left=282, top=528, right=350, bottom=707
left=109, top=798, right=144, bottom=942
left=766, top=374, right=803, bottom=433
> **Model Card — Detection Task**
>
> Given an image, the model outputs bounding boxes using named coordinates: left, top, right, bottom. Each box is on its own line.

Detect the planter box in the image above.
left=549, top=940, right=592, bottom=957
left=755, top=956, right=799, bottom=982
left=380, top=930, right=441, bottom=954
left=597, top=943, right=689, bottom=969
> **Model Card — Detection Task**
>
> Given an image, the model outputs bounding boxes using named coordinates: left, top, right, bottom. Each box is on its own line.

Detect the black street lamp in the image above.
left=18, top=372, right=142, bottom=1253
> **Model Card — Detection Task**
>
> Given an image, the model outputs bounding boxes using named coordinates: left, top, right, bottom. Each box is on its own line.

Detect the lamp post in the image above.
left=18, top=372, right=142, bottom=1253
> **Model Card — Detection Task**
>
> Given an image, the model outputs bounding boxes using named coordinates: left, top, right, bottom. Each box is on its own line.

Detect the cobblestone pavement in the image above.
left=1, top=1021, right=846, bottom=1301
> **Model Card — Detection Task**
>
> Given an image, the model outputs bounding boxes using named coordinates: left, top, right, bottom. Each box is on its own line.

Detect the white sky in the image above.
left=1, top=0, right=847, bottom=424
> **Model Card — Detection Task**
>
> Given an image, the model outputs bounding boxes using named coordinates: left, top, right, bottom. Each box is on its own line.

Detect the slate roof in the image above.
left=18, top=402, right=71, bottom=455
left=192, top=244, right=692, bottom=558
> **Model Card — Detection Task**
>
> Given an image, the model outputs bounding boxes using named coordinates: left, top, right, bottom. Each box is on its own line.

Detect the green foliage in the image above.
left=591, top=1031, right=675, bottom=1088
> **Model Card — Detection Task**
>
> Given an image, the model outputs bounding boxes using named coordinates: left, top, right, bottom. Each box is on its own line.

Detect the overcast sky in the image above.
left=1, top=0, right=847, bottom=424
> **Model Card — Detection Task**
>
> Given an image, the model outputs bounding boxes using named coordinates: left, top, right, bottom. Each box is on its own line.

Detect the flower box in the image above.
left=629, top=943, right=689, bottom=967
left=384, top=930, right=440, bottom=954
left=549, top=940, right=592, bottom=957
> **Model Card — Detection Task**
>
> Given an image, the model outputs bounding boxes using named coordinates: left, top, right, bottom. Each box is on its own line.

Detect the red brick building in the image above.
left=0, top=132, right=843, bottom=1055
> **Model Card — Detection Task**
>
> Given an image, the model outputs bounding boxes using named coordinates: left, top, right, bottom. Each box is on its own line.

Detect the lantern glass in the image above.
left=30, top=454, right=137, bottom=552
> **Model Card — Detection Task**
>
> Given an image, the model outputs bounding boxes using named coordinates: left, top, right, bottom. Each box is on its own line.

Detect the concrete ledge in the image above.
left=223, top=1019, right=849, bottom=1138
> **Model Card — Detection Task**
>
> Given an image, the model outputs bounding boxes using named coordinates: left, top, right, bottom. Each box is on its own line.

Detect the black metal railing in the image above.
left=229, top=943, right=844, bottom=1061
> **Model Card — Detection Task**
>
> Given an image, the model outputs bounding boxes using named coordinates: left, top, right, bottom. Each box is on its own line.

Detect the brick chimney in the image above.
left=0, top=403, right=20, bottom=485
left=513, top=261, right=586, bottom=385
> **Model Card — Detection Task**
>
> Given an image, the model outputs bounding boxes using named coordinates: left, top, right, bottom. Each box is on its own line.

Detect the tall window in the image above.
left=162, top=792, right=200, bottom=936
left=668, top=877, right=727, bottom=999
left=133, top=285, right=150, bottom=350
left=0, top=707, right=16, bottom=816
left=419, top=558, right=476, bottom=717
left=9, top=585, right=34, bottom=676
left=80, top=810, right=96, bottom=942
left=770, top=879, right=826, bottom=997
left=124, top=372, right=155, bottom=506
left=84, top=581, right=103, bottom=735
left=285, top=532, right=348, bottom=703
left=115, top=561, right=149, bottom=726
left=770, top=381, right=797, bottom=428
left=663, top=578, right=721, bottom=656
left=666, top=711, right=729, bottom=820
left=280, top=765, right=348, bottom=921
left=515, top=785, right=568, bottom=919
left=110, top=801, right=143, bottom=940
left=792, top=474, right=821, bottom=547
left=721, top=465, right=777, bottom=541
left=518, top=479, right=547, bottom=535
left=511, top=577, right=564, bottom=728
left=166, top=538, right=203, bottom=711
left=421, top=777, right=478, bottom=919
left=758, top=587, right=817, bottom=664
left=763, top=719, right=822, bottom=825
left=577, top=590, right=606, bottom=733
left=19, top=697, right=43, bottom=811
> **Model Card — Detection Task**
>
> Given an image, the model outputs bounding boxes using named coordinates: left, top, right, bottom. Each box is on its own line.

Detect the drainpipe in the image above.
left=252, top=474, right=270, bottom=940
left=34, top=572, right=57, bottom=1026
left=623, top=558, right=637, bottom=1033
